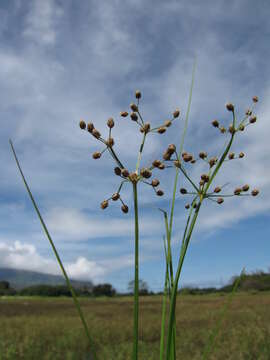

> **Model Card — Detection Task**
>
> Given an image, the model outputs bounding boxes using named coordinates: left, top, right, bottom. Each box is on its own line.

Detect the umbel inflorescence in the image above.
left=79, top=90, right=181, bottom=213
left=79, top=92, right=259, bottom=214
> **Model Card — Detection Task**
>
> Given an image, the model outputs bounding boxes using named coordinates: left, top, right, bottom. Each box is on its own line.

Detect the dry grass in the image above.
left=0, top=292, right=270, bottom=359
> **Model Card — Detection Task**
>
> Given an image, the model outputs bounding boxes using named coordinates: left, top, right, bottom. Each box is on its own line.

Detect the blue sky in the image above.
left=0, top=0, right=270, bottom=292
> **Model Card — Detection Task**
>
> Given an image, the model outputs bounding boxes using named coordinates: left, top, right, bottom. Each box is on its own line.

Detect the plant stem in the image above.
left=132, top=181, right=139, bottom=360
left=9, top=140, right=97, bottom=360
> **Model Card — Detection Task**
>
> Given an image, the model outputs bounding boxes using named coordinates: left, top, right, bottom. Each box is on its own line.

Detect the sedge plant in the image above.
left=10, top=65, right=260, bottom=359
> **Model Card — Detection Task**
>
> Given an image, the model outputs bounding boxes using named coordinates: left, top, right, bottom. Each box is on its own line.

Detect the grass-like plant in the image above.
left=10, top=63, right=260, bottom=359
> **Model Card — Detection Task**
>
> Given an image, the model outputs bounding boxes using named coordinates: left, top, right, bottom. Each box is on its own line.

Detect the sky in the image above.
left=0, top=0, right=270, bottom=292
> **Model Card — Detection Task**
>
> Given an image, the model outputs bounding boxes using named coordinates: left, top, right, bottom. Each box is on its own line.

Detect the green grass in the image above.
left=0, top=293, right=270, bottom=360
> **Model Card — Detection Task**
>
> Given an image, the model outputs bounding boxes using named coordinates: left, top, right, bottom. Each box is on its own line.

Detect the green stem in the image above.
left=136, top=133, right=147, bottom=173
left=132, top=182, right=139, bottom=360
left=160, top=237, right=169, bottom=360
left=9, top=140, right=97, bottom=360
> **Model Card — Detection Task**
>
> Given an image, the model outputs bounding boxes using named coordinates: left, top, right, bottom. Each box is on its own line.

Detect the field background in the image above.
left=0, top=292, right=270, bottom=360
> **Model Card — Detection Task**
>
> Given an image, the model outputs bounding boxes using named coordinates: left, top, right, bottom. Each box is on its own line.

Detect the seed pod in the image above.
left=214, top=186, right=221, bottom=193
left=239, top=152, right=244, bottom=158
left=234, top=187, right=242, bottom=195
left=173, top=109, right=180, bottom=118
left=92, top=129, right=101, bottom=139
left=107, top=118, right=114, bottom=128
left=129, top=172, right=138, bottom=183
left=92, top=152, right=101, bottom=159
left=101, top=200, right=109, bottom=209
left=212, top=120, right=219, bottom=127
left=183, top=154, right=193, bottom=162
left=199, top=152, right=207, bottom=159
left=156, top=189, right=164, bottom=196
left=112, top=193, right=120, bottom=201
left=228, top=152, right=235, bottom=160
left=185, top=204, right=190, bottom=209
left=163, top=151, right=171, bottom=161
left=151, top=179, right=160, bottom=187
left=130, top=103, right=138, bottom=112
left=152, top=159, right=162, bottom=167
left=114, top=167, right=121, bottom=176
left=120, top=111, right=129, bottom=117
left=245, top=109, right=252, bottom=116
left=191, top=158, right=196, bottom=164
left=167, top=144, right=176, bottom=154
left=220, top=126, right=226, bottom=133
left=199, top=180, right=205, bottom=186
left=140, top=168, right=152, bottom=179
left=180, top=188, right=187, bottom=194
left=208, top=157, right=217, bottom=167
left=228, top=124, right=235, bottom=134
left=79, top=120, right=86, bottom=130
left=121, top=168, right=129, bottom=177
left=217, top=198, right=224, bottom=204
left=226, top=103, right=234, bottom=111
left=238, top=124, right=245, bottom=131
left=164, top=120, right=172, bottom=127
left=130, top=112, right=138, bottom=121
left=174, top=160, right=181, bottom=168
left=158, top=127, right=166, bottom=134
left=158, top=163, right=165, bottom=170
left=142, top=122, right=151, bottom=133
left=106, top=138, right=114, bottom=147
left=249, top=116, right=257, bottom=124
left=121, top=204, right=129, bottom=213
left=135, top=90, right=141, bottom=99
left=87, top=122, right=94, bottom=133
left=251, top=189, right=259, bottom=196
left=242, top=184, right=249, bottom=192
left=252, top=96, right=258, bottom=103
left=201, top=174, right=209, bottom=182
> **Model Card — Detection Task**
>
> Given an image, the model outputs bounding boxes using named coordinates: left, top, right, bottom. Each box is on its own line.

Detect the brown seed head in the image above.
left=214, top=186, right=221, bottom=193
left=251, top=189, right=259, bottom=196
left=156, top=189, right=164, bottom=196
left=135, top=90, right=141, bottom=99
left=163, top=151, right=172, bottom=161
left=209, top=157, right=217, bottom=168
left=121, top=168, right=129, bottom=177
left=120, top=111, right=129, bottom=117
left=185, top=204, right=190, bottom=209
left=130, top=103, right=138, bottom=112
left=129, top=172, right=139, bottom=183
left=157, top=127, right=166, bottom=134
left=121, top=204, right=129, bottom=213
left=228, top=124, right=235, bottom=134
left=201, top=174, right=209, bottom=182
left=130, top=112, right=138, bottom=121
left=180, top=188, right=187, bottom=194
left=114, top=167, right=121, bottom=176
left=242, top=184, right=249, bottom=192
left=183, top=154, right=193, bottom=162
left=142, top=122, right=151, bottom=133
left=106, top=138, right=114, bottom=147
left=245, top=109, right=252, bottom=116
left=79, top=120, right=86, bottom=130
left=238, top=124, right=245, bottom=131
left=112, top=193, right=120, bottom=201
left=92, top=129, right=101, bottom=139
left=252, top=96, right=258, bottom=103
left=234, top=187, right=242, bottom=195
left=228, top=152, right=235, bottom=160
left=249, top=116, right=257, bottom=124
left=87, top=122, right=94, bottom=133
left=167, top=144, right=176, bottom=154
left=226, top=103, right=234, bottom=112
left=92, top=152, right=101, bottom=159
left=140, top=168, right=152, bottom=179
left=217, top=198, right=224, bottom=204
left=158, top=163, right=165, bottom=170
left=151, top=179, right=160, bottom=187
left=199, top=180, right=205, bottom=186
left=212, top=119, right=219, bottom=128
left=199, top=152, right=207, bottom=159
left=174, top=160, right=181, bottom=168
left=220, top=126, right=226, bottom=133
left=173, top=109, right=180, bottom=118
left=107, top=118, right=114, bottom=128
left=101, top=200, right=109, bottom=209
left=239, top=152, right=244, bottom=158
left=164, top=120, right=172, bottom=127
left=152, top=159, right=162, bottom=167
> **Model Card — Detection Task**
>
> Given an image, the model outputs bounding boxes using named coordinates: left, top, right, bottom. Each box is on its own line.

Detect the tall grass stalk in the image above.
left=9, top=140, right=97, bottom=360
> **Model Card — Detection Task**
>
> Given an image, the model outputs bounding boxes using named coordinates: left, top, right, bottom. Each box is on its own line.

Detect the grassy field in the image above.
left=0, top=292, right=270, bottom=360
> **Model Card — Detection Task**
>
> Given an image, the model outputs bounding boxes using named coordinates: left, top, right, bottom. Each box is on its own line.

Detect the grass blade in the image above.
left=9, top=139, right=97, bottom=360
left=160, top=236, right=169, bottom=360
